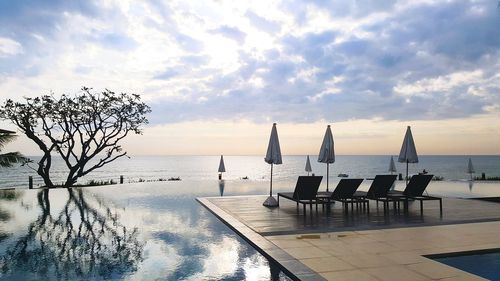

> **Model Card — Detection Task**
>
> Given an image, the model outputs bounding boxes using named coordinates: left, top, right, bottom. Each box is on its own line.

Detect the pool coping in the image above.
left=197, top=197, right=326, bottom=281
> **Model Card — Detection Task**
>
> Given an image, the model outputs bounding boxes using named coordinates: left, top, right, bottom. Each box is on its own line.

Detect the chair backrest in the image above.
left=331, top=178, right=364, bottom=199
left=367, top=175, right=397, bottom=199
left=403, top=174, right=434, bottom=197
left=292, top=176, right=323, bottom=200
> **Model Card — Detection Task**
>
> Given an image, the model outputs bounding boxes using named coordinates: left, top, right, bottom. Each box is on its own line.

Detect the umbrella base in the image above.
left=263, top=196, right=279, bottom=207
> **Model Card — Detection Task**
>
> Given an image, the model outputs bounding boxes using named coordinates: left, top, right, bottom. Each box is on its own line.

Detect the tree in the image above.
left=0, top=87, right=151, bottom=188
left=0, top=129, right=26, bottom=168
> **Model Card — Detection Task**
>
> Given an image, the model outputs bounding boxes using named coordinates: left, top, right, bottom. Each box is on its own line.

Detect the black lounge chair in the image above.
left=353, top=175, right=402, bottom=213
left=277, top=176, right=322, bottom=215
left=388, top=174, right=441, bottom=215
left=316, top=179, right=368, bottom=212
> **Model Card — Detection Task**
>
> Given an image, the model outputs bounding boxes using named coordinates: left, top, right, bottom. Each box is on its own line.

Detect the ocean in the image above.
left=1, top=155, right=499, bottom=189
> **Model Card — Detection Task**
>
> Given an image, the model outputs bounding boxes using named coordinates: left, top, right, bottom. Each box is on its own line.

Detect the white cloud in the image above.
left=393, top=70, right=485, bottom=97
left=0, top=37, right=23, bottom=57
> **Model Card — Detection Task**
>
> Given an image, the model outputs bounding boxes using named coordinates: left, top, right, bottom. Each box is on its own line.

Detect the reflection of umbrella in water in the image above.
left=263, top=123, right=282, bottom=207
left=305, top=155, right=312, bottom=176
left=318, top=125, right=335, bottom=192
left=218, top=155, right=226, bottom=180
left=219, top=180, right=225, bottom=196
left=467, top=158, right=475, bottom=181
left=468, top=180, right=474, bottom=192
left=398, top=126, right=418, bottom=186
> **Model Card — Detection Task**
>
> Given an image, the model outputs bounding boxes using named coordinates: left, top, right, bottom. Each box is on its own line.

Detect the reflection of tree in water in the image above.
left=0, top=188, right=144, bottom=280
left=0, top=190, right=22, bottom=243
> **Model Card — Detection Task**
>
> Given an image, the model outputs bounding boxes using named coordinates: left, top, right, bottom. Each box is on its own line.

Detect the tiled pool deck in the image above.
left=198, top=195, right=500, bottom=280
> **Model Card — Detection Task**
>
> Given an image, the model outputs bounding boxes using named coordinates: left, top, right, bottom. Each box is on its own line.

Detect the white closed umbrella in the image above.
left=389, top=156, right=397, bottom=190
left=467, top=158, right=475, bottom=180
left=398, top=126, right=418, bottom=186
left=263, top=123, right=282, bottom=207
left=218, top=155, right=226, bottom=180
left=305, top=155, right=312, bottom=176
left=389, top=156, right=397, bottom=174
left=318, top=125, right=335, bottom=192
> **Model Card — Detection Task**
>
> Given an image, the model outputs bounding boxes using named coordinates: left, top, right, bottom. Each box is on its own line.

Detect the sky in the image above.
left=0, top=0, right=499, bottom=156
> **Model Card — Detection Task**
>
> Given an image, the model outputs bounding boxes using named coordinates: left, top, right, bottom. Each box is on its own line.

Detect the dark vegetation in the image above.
left=0, top=87, right=151, bottom=188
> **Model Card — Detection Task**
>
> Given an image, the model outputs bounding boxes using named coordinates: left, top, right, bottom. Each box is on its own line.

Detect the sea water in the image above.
left=1, top=155, right=499, bottom=189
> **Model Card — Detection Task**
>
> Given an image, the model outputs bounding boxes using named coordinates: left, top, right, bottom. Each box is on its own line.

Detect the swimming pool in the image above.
left=0, top=181, right=291, bottom=280
left=431, top=250, right=500, bottom=281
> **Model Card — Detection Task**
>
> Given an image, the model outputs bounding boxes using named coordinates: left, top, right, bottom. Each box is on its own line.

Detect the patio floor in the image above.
left=198, top=195, right=500, bottom=280
left=203, top=195, right=500, bottom=235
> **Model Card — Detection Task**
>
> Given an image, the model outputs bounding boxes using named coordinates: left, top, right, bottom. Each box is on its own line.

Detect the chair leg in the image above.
left=420, top=200, right=423, bottom=216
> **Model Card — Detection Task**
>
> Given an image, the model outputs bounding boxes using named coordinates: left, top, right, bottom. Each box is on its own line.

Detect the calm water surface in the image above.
left=1, top=155, right=499, bottom=189
left=0, top=181, right=293, bottom=281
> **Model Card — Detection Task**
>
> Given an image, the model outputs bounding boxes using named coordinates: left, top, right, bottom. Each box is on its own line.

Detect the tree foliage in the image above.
left=0, top=87, right=151, bottom=188
left=0, top=130, right=26, bottom=168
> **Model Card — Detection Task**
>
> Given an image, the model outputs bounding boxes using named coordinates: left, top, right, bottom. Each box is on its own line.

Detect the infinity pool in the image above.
left=0, top=181, right=291, bottom=280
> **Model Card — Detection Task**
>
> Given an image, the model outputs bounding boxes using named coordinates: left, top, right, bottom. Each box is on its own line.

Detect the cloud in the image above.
left=0, top=0, right=498, bottom=127
left=0, top=37, right=23, bottom=57
left=245, top=11, right=280, bottom=33
left=210, top=25, right=246, bottom=44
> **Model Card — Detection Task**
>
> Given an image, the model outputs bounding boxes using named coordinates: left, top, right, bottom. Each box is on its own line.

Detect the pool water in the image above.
left=0, top=180, right=291, bottom=280
left=432, top=251, right=500, bottom=281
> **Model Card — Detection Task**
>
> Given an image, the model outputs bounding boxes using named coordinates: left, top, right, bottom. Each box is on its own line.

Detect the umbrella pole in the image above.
left=327, top=163, right=329, bottom=192
left=406, top=160, right=409, bottom=187
left=270, top=163, right=273, bottom=197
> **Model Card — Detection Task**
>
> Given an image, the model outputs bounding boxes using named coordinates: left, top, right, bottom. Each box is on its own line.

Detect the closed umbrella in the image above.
left=263, top=123, right=282, bottom=207
left=389, top=156, right=397, bottom=190
left=218, top=155, right=226, bottom=180
left=305, top=155, right=312, bottom=176
left=318, top=125, right=335, bottom=192
left=467, top=158, right=475, bottom=180
left=389, top=156, right=397, bottom=174
left=398, top=126, right=418, bottom=186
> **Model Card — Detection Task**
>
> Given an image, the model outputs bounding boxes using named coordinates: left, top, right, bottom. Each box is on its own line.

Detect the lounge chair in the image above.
left=353, top=175, right=402, bottom=213
left=316, top=179, right=368, bottom=212
left=277, top=176, right=322, bottom=215
left=388, top=174, right=441, bottom=215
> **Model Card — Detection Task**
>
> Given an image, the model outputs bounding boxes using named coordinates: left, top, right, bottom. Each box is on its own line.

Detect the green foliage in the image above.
left=475, top=176, right=500, bottom=181
left=74, top=179, right=117, bottom=187
left=0, top=131, right=26, bottom=168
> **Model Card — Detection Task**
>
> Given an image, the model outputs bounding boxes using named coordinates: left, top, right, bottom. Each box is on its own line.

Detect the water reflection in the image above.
left=219, top=180, right=225, bottom=196
left=0, top=183, right=291, bottom=281
left=0, top=188, right=143, bottom=280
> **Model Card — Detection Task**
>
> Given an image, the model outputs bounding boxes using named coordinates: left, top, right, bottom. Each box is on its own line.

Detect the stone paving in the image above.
left=198, top=195, right=500, bottom=280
